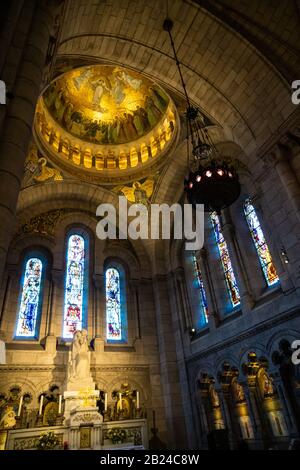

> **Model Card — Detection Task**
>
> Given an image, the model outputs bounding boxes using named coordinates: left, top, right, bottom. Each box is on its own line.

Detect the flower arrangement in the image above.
left=36, top=431, right=60, bottom=450
left=107, top=427, right=127, bottom=444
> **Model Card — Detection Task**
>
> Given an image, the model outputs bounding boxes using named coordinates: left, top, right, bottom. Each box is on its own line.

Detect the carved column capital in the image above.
left=262, top=141, right=292, bottom=170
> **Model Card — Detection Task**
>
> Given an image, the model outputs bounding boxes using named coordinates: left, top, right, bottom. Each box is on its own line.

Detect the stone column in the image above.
left=129, top=279, right=141, bottom=339
left=0, top=0, right=58, bottom=285
left=197, top=248, right=219, bottom=329
left=0, top=265, right=18, bottom=339
left=173, top=267, right=192, bottom=331
left=221, top=209, right=254, bottom=313
left=45, top=269, right=63, bottom=352
left=271, top=143, right=300, bottom=224
left=93, top=274, right=105, bottom=353
left=129, top=279, right=144, bottom=353
left=152, top=273, right=188, bottom=448
left=167, top=270, right=199, bottom=448
left=260, top=142, right=300, bottom=290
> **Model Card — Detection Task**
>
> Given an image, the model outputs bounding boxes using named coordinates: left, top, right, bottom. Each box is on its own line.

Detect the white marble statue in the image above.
left=66, top=330, right=94, bottom=390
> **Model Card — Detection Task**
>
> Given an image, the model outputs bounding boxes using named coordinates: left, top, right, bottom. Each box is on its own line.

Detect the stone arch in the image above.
left=266, top=329, right=300, bottom=358
left=214, top=354, right=240, bottom=379
left=106, top=376, right=149, bottom=404
left=0, top=377, right=37, bottom=404
left=17, top=181, right=153, bottom=277
left=103, top=250, right=139, bottom=281
left=52, top=212, right=96, bottom=271
left=55, top=0, right=295, bottom=154
left=238, top=343, right=270, bottom=372
left=7, top=234, right=55, bottom=268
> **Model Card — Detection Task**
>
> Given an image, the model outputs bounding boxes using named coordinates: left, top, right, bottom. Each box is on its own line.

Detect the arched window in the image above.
left=243, top=198, right=279, bottom=286
left=63, top=233, right=87, bottom=339
left=15, top=257, right=43, bottom=338
left=210, top=212, right=241, bottom=308
left=192, top=253, right=209, bottom=326
left=105, top=265, right=127, bottom=342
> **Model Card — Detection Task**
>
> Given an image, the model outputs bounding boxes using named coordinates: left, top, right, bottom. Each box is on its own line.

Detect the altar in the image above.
left=1, top=330, right=149, bottom=450
left=5, top=418, right=148, bottom=450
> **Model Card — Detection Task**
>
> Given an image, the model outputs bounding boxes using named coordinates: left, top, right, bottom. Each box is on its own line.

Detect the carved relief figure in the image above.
left=232, top=380, right=245, bottom=403
left=262, top=371, right=275, bottom=397
left=209, top=386, right=220, bottom=408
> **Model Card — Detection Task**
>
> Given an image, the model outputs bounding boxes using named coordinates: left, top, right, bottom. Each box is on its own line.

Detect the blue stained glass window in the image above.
left=210, top=212, right=241, bottom=308
left=16, top=258, right=43, bottom=338
left=192, top=254, right=209, bottom=325
left=244, top=198, right=279, bottom=286
left=106, top=268, right=122, bottom=341
left=63, top=234, right=85, bottom=338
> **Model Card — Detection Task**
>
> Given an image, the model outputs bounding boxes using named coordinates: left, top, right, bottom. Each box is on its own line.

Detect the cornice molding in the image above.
left=187, top=306, right=300, bottom=365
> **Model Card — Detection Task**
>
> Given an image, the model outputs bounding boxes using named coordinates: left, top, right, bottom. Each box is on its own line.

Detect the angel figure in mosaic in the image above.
left=73, top=68, right=93, bottom=90
left=115, top=69, right=142, bottom=91
left=34, top=158, right=63, bottom=182
left=113, top=178, right=155, bottom=206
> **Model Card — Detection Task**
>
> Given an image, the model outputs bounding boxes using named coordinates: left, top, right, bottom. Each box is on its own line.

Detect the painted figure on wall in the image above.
left=113, top=176, right=155, bottom=205
left=43, top=65, right=169, bottom=146
left=0, top=406, right=16, bottom=429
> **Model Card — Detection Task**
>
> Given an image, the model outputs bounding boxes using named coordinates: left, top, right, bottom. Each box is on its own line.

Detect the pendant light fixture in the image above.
left=163, top=18, right=241, bottom=214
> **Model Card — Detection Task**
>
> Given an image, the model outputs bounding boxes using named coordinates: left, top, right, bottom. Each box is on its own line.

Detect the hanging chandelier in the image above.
left=163, top=19, right=241, bottom=214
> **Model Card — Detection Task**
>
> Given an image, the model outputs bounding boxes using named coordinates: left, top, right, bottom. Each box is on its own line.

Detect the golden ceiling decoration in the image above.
left=43, top=66, right=169, bottom=145
left=113, top=174, right=158, bottom=206
left=34, top=65, right=177, bottom=184
left=22, top=142, right=63, bottom=188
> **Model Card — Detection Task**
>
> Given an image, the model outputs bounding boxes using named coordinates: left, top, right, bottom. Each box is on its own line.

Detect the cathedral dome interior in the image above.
left=35, top=65, right=177, bottom=183
left=0, top=0, right=300, bottom=456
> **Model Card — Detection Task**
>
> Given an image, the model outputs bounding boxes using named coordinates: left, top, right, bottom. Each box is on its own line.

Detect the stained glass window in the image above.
left=192, top=254, right=209, bottom=324
left=244, top=198, right=279, bottom=286
left=106, top=268, right=122, bottom=341
left=210, top=212, right=241, bottom=307
left=63, top=234, right=85, bottom=338
left=16, top=258, right=43, bottom=337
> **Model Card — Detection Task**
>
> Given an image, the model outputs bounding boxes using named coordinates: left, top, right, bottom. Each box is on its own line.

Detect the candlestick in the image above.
left=39, top=395, right=44, bottom=415
left=119, top=392, right=122, bottom=410
left=104, top=392, right=108, bottom=411
left=58, top=395, right=62, bottom=414
left=136, top=390, right=140, bottom=409
left=17, top=395, right=23, bottom=417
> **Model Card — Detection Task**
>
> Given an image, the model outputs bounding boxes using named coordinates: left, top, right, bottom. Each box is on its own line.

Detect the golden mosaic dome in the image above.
left=34, top=65, right=177, bottom=183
